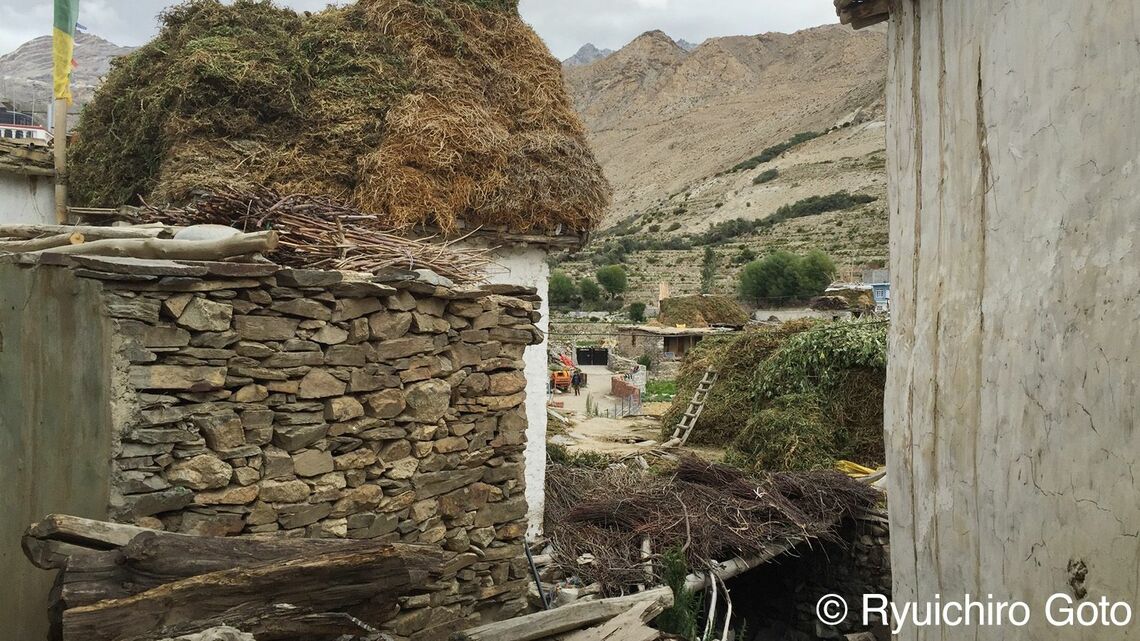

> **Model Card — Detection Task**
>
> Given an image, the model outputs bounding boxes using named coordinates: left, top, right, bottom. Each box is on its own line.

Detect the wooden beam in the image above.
left=0, top=224, right=168, bottom=240
left=0, top=232, right=83, bottom=252
left=38, top=231, right=278, bottom=261
left=61, top=545, right=437, bottom=641
left=451, top=587, right=672, bottom=641
left=838, top=0, right=890, bottom=28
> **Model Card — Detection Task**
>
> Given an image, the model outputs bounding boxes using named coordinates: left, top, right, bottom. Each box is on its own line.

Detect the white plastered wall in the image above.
left=0, top=171, right=54, bottom=225
left=886, top=2, right=1140, bottom=639
left=482, top=245, right=550, bottom=537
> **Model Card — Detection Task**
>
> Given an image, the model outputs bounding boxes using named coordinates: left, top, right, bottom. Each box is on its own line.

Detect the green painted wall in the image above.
left=0, top=264, right=112, bottom=640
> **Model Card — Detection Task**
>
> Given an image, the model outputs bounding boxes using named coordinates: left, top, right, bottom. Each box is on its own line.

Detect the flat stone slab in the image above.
left=69, top=255, right=211, bottom=277
left=175, top=260, right=282, bottom=278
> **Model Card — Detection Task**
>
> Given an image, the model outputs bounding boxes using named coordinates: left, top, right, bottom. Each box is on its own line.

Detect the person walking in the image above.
left=571, top=370, right=582, bottom=396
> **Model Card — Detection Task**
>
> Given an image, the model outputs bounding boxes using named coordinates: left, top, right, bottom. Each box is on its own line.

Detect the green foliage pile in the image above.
left=69, top=0, right=609, bottom=234
left=662, top=324, right=809, bottom=444
left=659, top=294, right=749, bottom=328
left=738, top=250, right=836, bottom=304
left=663, top=321, right=886, bottom=471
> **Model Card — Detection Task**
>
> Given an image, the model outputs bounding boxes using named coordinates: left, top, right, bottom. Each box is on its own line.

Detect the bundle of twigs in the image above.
left=130, top=188, right=493, bottom=283
left=544, top=456, right=879, bottom=594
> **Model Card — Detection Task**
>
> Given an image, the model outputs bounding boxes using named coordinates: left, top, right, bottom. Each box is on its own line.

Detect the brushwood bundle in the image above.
left=130, top=188, right=493, bottom=282
left=70, top=0, right=610, bottom=235
left=544, top=456, right=879, bottom=594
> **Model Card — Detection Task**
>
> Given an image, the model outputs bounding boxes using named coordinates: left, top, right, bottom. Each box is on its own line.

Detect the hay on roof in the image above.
left=69, top=0, right=610, bottom=235
left=658, top=294, right=750, bottom=327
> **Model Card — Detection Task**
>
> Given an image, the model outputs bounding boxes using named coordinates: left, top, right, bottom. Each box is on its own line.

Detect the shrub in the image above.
left=548, top=270, right=577, bottom=306
left=725, top=131, right=822, bottom=173
left=595, top=265, right=628, bottom=298
left=733, top=247, right=757, bottom=265
left=628, top=302, right=647, bottom=322
left=648, top=223, right=661, bottom=232
left=666, top=222, right=682, bottom=232
left=578, top=278, right=602, bottom=302
left=752, top=168, right=779, bottom=185
left=636, top=354, right=653, bottom=371
left=771, top=191, right=875, bottom=220
left=738, top=250, right=837, bottom=304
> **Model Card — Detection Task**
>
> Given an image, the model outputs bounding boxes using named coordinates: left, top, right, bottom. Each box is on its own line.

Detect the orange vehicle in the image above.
left=550, top=370, right=572, bottom=391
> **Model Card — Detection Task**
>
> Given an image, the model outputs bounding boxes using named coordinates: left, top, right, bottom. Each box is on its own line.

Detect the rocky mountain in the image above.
left=556, top=24, right=890, bottom=301
left=563, top=43, right=614, bottom=68
left=0, top=33, right=133, bottom=118
left=564, top=25, right=887, bottom=220
left=676, top=38, right=701, bottom=51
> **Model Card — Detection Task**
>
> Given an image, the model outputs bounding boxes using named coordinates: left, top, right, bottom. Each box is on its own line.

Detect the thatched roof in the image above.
left=658, top=294, right=750, bottom=328
left=69, top=0, right=611, bottom=236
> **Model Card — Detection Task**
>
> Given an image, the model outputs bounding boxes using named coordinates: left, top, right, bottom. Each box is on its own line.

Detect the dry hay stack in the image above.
left=544, top=456, right=879, bottom=594
left=657, top=294, right=750, bottom=328
left=70, top=0, right=610, bottom=234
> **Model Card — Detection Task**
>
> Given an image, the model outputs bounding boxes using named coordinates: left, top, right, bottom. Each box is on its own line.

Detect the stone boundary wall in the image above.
left=81, top=263, right=542, bottom=641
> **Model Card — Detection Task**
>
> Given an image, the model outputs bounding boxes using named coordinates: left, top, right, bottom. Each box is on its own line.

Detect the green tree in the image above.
left=700, top=247, right=717, bottom=294
left=628, top=302, right=647, bottom=322
left=795, top=250, right=837, bottom=295
left=595, top=265, right=628, bottom=298
left=739, top=251, right=803, bottom=303
left=578, top=278, right=602, bottom=302
left=548, top=270, right=578, bottom=307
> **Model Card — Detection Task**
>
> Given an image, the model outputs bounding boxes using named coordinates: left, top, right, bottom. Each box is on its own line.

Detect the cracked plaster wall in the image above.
left=885, top=2, right=1140, bottom=639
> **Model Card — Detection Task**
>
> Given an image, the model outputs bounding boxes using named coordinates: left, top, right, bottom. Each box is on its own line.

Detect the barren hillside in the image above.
left=0, top=33, right=133, bottom=116
left=565, top=24, right=887, bottom=220
left=558, top=24, right=890, bottom=304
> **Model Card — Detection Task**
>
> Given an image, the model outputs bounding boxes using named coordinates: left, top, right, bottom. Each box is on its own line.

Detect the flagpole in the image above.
left=53, top=97, right=67, bottom=224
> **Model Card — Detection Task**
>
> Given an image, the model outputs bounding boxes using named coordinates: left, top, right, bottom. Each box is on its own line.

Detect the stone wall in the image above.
left=82, top=263, right=542, bottom=640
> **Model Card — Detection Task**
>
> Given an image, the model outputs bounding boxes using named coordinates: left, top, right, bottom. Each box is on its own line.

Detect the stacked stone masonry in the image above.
left=92, top=265, right=543, bottom=641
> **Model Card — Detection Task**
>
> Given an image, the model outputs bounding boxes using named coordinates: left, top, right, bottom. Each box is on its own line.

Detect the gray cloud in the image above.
left=0, top=0, right=838, bottom=60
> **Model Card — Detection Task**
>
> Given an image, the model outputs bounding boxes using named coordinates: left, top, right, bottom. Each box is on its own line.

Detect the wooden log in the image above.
left=0, top=232, right=83, bottom=252
left=561, top=600, right=665, bottom=641
left=451, top=586, right=673, bottom=641
left=24, top=514, right=171, bottom=551
left=62, top=544, right=439, bottom=641
left=0, top=224, right=167, bottom=240
left=39, top=231, right=278, bottom=261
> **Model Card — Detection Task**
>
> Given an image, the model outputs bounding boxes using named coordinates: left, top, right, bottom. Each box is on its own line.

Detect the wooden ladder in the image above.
left=666, top=368, right=718, bottom=447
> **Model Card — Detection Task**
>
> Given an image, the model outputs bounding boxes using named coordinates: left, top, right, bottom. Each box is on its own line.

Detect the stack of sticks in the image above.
left=544, top=456, right=881, bottom=594
left=131, top=188, right=494, bottom=283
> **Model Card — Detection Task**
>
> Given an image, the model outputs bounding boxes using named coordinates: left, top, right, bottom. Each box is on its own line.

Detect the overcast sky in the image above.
left=0, top=0, right=839, bottom=60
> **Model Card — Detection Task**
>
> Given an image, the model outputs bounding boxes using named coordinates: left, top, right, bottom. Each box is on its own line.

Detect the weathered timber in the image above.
left=62, top=544, right=438, bottom=641
left=0, top=224, right=167, bottom=240
left=37, top=231, right=278, bottom=261
left=0, top=233, right=84, bottom=252
left=451, top=587, right=672, bottom=641
left=560, top=600, right=664, bottom=641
